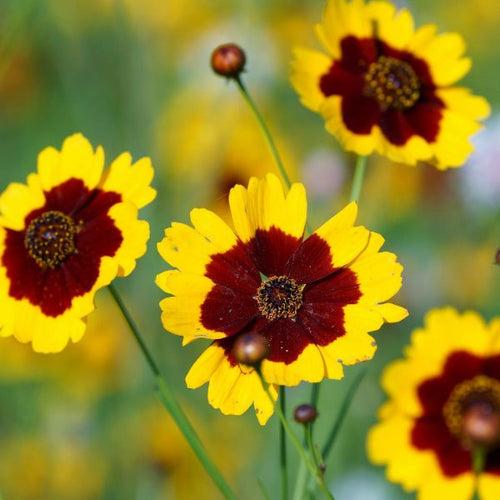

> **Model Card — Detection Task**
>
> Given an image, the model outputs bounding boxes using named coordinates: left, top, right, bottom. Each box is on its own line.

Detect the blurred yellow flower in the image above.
left=368, top=308, right=500, bottom=500
left=156, top=173, right=407, bottom=424
left=291, top=0, right=490, bottom=169
left=140, top=404, right=251, bottom=500
left=0, top=437, right=105, bottom=500
left=156, top=85, right=297, bottom=219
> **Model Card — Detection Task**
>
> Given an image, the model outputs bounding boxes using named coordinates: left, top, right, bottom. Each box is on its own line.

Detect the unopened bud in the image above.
left=294, top=404, right=318, bottom=424
left=232, top=332, right=269, bottom=366
left=211, top=43, right=246, bottom=78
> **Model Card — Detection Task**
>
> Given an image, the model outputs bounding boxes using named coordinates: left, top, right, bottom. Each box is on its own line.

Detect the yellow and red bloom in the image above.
left=291, top=0, right=490, bottom=169
left=0, top=133, right=156, bottom=353
left=156, top=173, right=407, bottom=424
left=368, top=308, right=500, bottom=500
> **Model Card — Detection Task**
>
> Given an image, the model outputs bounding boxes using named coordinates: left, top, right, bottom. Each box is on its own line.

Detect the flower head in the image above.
left=156, top=173, right=407, bottom=424
left=0, top=133, right=156, bottom=353
left=291, top=0, right=490, bottom=169
left=368, top=308, right=500, bottom=499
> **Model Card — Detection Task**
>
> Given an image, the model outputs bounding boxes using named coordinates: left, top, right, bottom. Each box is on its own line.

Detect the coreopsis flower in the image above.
left=156, top=173, right=407, bottom=424
left=291, top=0, right=490, bottom=169
left=368, top=308, right=500, bottom=500
left=0, top=133, right=156, bottom=353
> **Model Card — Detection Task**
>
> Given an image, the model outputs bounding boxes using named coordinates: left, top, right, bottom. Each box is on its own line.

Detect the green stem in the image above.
left=322, top=368, right=367, bottom=460
left=472, top=447, right=485, bottom=500
left=108, top=284, right=237, bottom=500
left=280, top=386, right=289, bottom=500
left=292, top=454, right=309, bottom=500
left=310, top=383, right=321, bottom=407
left=235, top=77, right=292, bottom=189
left=349, top=156, right=368, bottom=203
left=306, top=424, right=323, bottom=470
left=257, top=374, right=334, bottom=500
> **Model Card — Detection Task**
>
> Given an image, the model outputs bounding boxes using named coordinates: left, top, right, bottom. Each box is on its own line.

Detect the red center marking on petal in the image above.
left=206, top=229, right=362, bottom=365
left=2, top=178, right=123, bottom=317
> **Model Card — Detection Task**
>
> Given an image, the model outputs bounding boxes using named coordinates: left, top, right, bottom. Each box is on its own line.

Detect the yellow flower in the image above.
left=0, top=133, right=156, bottom=353
left=368, top=307, right=500, bottom=500
left=291, top=0, right=490, bottom=169
left=156, top=173, right=407, bottom=424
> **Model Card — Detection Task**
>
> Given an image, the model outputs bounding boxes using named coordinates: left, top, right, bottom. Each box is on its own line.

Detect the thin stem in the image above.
left=310, top=383, right=321, bottom=407
left=235, top=77, right=292, bottom=189
left=349, top=155, right=368, bottom=203
left=292, top=451, right=308, bottom=500
left=280, top=386, right=289, bottom=500
left=322, top=368, right=367, bottom=460
left=108, top=284, right=237, bottom=500
left=306, top=424, right=323, bottom=470
left=108, top=284, right=160, bottom=376
left=472, top=447, right=485, bottom=500
left=257, top=373, right=334, bottom=500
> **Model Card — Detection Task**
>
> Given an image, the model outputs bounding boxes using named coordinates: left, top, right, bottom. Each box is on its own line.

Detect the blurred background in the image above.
left=0, top=0, right=498, bottom=498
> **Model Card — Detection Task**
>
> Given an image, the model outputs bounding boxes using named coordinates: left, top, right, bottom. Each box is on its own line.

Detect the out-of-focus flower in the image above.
left=156, top=173, right=407, bottom=424
left=0, top=437, right=105, bottom=500
left=441, top=243, right=498, bottom=308
left=291, top=0, right=490, bottom=169
left=460, top=116, right=500, bottom=211
left=0, top=133, right=155, bottom=353
left=301, top=148, right=346, bottom=204
left=121, top=0, right=221, bottom=48
left=368, top=308, right=500, bottom=499
left=156, top=86, right=297, bottom=218
left=141, top=405, right=250, bottom=500
left=0, top=47, right=38, bottom=113
left=435, top=0, right=500, bottom=57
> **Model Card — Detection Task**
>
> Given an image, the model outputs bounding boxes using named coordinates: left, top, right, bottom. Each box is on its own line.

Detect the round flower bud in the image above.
left=231, top=332, right=269, bottom=366
left=462, top=403, right=500, bottom=449
left=294, top=404, right=318, bottom=424
left=211, top=43, right=246, bottom=78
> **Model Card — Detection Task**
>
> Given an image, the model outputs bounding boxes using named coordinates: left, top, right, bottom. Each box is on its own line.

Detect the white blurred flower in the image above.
left=302, top=148, right=346, bottom=202
left=460, top=115, right=500, bottom=211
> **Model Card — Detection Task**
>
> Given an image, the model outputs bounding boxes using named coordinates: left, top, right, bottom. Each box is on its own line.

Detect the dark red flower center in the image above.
left=24, top=210, right=78, bottom=269
left=364, top=56, right=420, bottom=111
left=444, top=375, right=500, bottom=449
left=256, top=275, right=303, bottom=321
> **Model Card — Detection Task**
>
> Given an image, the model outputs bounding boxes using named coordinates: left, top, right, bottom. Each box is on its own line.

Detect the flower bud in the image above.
left=211, top=43, right=246, bottom=79
left=231, top=332, right=269, bottom=366
left=294, top=404, right=318, bottom=424
left=462, top=403, right=500, bottom=449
